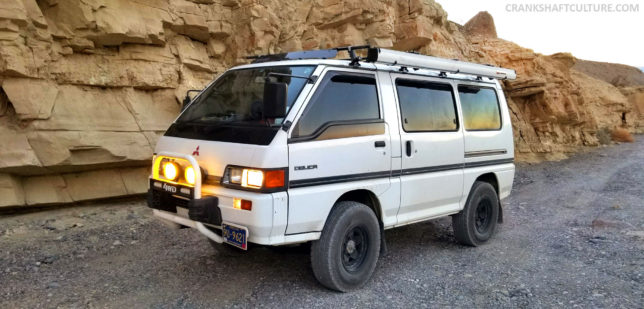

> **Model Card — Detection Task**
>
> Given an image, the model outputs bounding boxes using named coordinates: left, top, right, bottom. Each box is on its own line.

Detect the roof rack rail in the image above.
left=366, top=48, right=516, bottom=80
left=246, top=46, right=516, bottom=80
left=247, top=45, right=370, bottom=65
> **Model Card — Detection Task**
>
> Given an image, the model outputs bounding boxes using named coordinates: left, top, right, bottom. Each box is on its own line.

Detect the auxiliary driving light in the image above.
left=185, top=166, right=196, bottom=185
left=163, top=162, right=179, bottom=180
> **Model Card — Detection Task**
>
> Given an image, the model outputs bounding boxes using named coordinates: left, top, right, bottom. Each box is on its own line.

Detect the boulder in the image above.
left=464, top=11, right=497, bottom=38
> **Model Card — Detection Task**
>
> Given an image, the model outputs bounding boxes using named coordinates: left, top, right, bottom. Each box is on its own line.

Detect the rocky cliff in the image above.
left=1, top=0, right=642, bottom=208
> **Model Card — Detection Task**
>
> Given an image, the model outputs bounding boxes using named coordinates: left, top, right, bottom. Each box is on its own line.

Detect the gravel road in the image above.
left=1, top=140, right=643, bottom=308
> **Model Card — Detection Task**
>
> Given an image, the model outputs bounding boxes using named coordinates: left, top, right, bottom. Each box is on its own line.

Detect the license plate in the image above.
left=222, top=223, right=248, bottom=250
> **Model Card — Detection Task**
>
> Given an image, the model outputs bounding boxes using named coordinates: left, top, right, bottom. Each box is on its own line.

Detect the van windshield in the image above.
left=165, top=65, right=316, bottom=145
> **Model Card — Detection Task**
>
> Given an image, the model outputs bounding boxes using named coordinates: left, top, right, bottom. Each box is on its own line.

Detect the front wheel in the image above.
left=311, top=201, right=381, bottom=292
left=452, top=181, right=500, bottom=246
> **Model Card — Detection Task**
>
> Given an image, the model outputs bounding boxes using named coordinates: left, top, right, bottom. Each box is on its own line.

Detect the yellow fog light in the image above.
left=185, top=166, right=196, bottom=185
left=242, top=169, right=263, bottom=188
left=163, top=162, right=179, bottom=180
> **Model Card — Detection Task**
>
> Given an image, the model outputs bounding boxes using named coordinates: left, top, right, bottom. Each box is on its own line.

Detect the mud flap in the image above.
left=379, top=222, right=387, bottom=256
left=498, top=200, right=504, bottom=224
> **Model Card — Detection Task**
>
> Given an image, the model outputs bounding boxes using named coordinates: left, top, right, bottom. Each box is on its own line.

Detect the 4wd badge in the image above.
left=162, top=183, right=177, bottom=193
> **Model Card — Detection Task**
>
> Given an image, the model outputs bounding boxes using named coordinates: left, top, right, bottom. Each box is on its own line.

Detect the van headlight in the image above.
left=222, top=166, right=286, bottom=192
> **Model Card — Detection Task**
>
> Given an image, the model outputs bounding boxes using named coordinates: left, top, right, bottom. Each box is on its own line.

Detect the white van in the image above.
left=148, top=46, right=516, bottom=291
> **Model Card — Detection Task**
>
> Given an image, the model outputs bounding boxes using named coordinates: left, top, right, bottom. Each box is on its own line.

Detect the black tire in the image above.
left=452, top=181, right=500, bottom=246
left=311, top=201, right=381, bottom=292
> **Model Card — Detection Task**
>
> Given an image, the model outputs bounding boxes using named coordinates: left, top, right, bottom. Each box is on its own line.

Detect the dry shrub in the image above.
left=611, top=128, right=634, bottom=143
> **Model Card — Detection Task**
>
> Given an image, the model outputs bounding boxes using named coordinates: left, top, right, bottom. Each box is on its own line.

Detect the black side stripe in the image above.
left=289, top=170, right=392, bottom=188
left=289, top=158, right=514, bottom=188
left=400, top=163, right=464, bottom=176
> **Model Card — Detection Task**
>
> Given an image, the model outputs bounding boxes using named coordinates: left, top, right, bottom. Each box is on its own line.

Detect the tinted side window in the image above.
left=293, top=72, right=379, bottom=137
left=396, top=79, right=458, bottom=132
left=458, top=86, right=501, bottom=130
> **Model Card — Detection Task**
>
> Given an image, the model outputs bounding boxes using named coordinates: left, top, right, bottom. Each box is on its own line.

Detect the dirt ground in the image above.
left=1, top=139, right=643, bottom=308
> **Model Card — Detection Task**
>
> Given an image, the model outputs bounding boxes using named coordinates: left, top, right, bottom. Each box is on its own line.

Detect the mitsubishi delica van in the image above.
left=147, top=46, right=517, bottom=291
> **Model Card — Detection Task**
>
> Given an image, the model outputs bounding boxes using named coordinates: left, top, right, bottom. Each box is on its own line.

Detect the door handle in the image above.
left=374, top=141, right=386, bottom=148
left=405, top=140, right=413, bottom=157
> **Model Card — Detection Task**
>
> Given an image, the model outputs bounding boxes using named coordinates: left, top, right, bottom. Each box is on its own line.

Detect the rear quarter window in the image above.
left=458, top=86, right=502, bottom=131
left=395, top=79, right=458, bottom=132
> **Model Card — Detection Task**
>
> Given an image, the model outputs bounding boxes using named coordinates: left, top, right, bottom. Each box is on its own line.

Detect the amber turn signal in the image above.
left=264, top=170, right=285, bottom=188
left=233, top=198, right=252, bottom=211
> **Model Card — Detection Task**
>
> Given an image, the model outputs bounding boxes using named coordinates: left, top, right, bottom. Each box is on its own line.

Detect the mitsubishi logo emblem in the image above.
left=192, top=146, right=200, bottom=156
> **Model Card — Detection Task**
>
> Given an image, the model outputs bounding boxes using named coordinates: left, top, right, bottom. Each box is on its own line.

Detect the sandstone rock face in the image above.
left=574, top=59, right=644, bottom=87
left=0, top=0, right=642, bottom=207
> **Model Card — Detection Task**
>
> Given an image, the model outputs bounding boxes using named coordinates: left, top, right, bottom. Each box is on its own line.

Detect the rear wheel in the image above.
left=311, top=201, right=381, bottom=292
left=452, top=181, right=499, bottom=246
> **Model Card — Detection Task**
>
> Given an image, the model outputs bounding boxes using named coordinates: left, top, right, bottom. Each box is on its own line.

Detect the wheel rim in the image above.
left=475, top=198, right=493, bottom=234
left=341, top=225, right=369, bottom=273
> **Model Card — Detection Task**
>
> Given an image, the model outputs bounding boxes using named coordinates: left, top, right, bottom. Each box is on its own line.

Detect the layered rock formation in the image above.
left=0, top=1, right=642, bottom=208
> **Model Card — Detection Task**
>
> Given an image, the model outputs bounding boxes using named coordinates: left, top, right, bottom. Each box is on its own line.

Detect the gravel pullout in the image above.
left=1, top=139, right=643, bottom=308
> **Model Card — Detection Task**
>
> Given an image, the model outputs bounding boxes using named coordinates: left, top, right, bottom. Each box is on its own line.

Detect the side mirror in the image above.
left=263, top=81, right=287, bottom=118
left=182, top=90, right=201, bottom=112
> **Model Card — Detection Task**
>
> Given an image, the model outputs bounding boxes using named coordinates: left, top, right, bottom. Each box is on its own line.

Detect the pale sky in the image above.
left=435, top=0, right=643, bottom=68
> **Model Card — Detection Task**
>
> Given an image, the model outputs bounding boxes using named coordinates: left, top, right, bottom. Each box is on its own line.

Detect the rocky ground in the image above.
left=1, top=139, right=643, bottom=308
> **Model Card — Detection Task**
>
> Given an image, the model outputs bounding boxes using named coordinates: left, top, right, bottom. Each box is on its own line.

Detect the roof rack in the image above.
left=247, top=45, right=516, bottom=80
left=247, top=45, right=370, bottom=65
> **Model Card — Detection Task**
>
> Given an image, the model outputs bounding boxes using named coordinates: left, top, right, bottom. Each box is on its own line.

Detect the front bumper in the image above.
left=148, top=179, right=277, bottom=244
left=148, top=185, right=225, bottom=243
left=147, top=151, right=319, bottom=246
